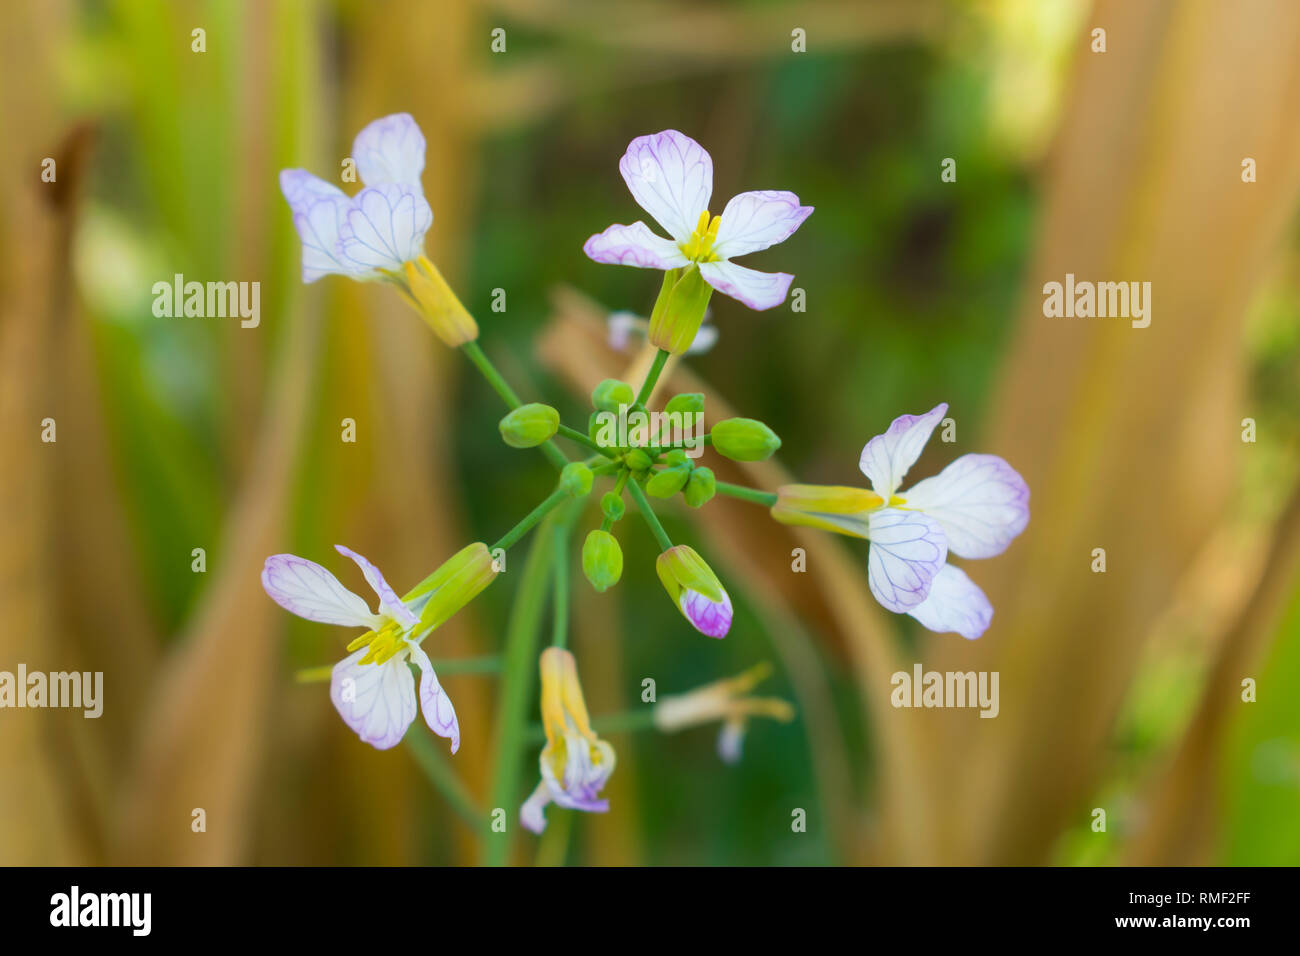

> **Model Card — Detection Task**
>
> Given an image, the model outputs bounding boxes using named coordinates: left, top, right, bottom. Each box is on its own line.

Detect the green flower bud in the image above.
left=592, top=378, right=635, bottom=413
left=499, top=403, right=559, bottom=449
left=665, top=392, right=705, bottom=416
left=683, top=466, right=716, bottom=507
left=625, top=449, right=653, bottom=473
left=664, top=449, right=690, bottom=467
left=559, top=462, right=593, bottom=497
left=588, top=411, right=603, bottom=442
left=646, top=465, right=690, bottom=498
left=711, top=417, right=782, bottom=462
left=582, top=529, right=623, bottom=593
left=648, top=266, right=714, bottom=356
left=601, top=492, right=625, bottom=522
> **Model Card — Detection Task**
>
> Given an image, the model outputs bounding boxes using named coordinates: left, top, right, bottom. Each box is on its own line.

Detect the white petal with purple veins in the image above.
left=408, top=643, right=460, bottom=754
left=697, top=259, right=793, bottom=311
left=906, top=564, right=993, bottom=639
left=618, top=130, right=713, bottom=242
left=352, top=112, right=426, bottom=190
left=329, top=649, right=417, bottom=750
left=866, top=509, right=948, bottom=613
left=711, top=190, right=813, bottom=260
left=261, top=554, right=381, bottom=628
left=334, top=545, right=417, bottom=628
left=339, top=184, right=432, bottom=272
left=679, top=587, right=733, bottom=639
left=903, top=454, right=1030, bottom=559
left=859, top=403, right=948, bottom=498
left=583, top=221, right=692, bottom=270
left=279, top=168, right=349, bottom=214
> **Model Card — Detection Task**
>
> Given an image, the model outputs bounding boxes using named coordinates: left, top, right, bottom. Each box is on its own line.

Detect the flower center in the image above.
left=347, top=618, right=410, bottom=665
left=680, top=210, right=722, bottom=262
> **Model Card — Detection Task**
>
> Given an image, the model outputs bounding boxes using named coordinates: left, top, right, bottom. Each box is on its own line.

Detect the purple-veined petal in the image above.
left=679, top=587, right=733, bottom=639
left=280, top=168, right=349, bottom=213
left=541, top=733, right=614, bottom=813
left=866, top=509, right=948, bottom=613
left=261, top=554, right=380, bottom=628
left=408, top=642, right=460, bottom=754
left=618, top=130, right=713, bottom=242
left=352, top=112, right=426, bottom=189
left=903, top=454, right=1030, bottom=559
left=583, top=221, right=691, bottom=270
left=329, top=649, right=418, bottom=750
left=520, top=781, right=553, bottom=834
left=906, top=564, right=993, bottom=639
left=697, top=259, right=793, bottom=311
left=334, top=545, right=417, bottom=628
left=338, top=184, right=432, bottom=272
left=711, top=190, right=813, bottom=260
left=858, top=403, right=948, bottom=498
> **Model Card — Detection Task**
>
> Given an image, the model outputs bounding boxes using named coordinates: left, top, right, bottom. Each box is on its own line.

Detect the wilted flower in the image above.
left=655, top=544, right=733, bottom=639
left=653, top=662, right=794, bottom=763
left=520, top=648, right=616, bottom=834
left=771, top=403, right=1029, bottom=638
left=261, top=543, right=497, bottom=750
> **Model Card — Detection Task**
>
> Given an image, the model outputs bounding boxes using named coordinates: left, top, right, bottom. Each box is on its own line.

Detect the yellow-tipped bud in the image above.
left=402, top=255, right=478, bottom=347
left=405, top=542, right=499, bottom=632
left=769, top=484, right=884, bottom=539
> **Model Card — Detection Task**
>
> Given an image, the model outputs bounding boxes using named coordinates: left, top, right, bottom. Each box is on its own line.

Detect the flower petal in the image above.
left=334, top=545, right=417, bottom=628
left=338, top=183, right=432, bottom=272
left=711, top=190, right=813, bottom=259
left=717, top=718, right=746, bottom=765
left=618, top=130, right=713, bottom=242
left=697, top=259, right=793, bottom=311
left=906, top=564, right=993, bottom=639
left=280, top=171, right=371, bottom=283
left=329, top=649, right=417, bottom=750
left=352, top=112, right=426, bottom=190
left=679, top=587, right=733, bottom=639
left=583, top=221, right=691, bottom=270
left=408, top=642, right=461, bottom=754
left=520, top=781, right=552, bottom=834
left=858, top=403, right=948, bottom=498
left=261, top=554, right=380, bottom=627
left=903, top=454, right=1030, bottom=559
left=866, top=509, right=948, bottom=613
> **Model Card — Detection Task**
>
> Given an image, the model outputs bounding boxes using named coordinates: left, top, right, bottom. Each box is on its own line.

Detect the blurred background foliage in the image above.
left=2, top=0, right=1299, bottom=865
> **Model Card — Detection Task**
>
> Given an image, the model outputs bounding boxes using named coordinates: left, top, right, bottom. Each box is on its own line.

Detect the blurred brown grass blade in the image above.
left=535, top=287, right=935, bottom=863
left=116, top=308, right=318, bottom=864
left=918, top=0, right=1300, bottom=863
left=1125, top=484, right=1300, bottom=863
left=0, top=0, right=101, bottom=865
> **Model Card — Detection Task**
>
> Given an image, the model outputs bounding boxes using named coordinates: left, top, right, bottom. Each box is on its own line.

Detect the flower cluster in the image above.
left=266, top=116, right=1027, bottom=840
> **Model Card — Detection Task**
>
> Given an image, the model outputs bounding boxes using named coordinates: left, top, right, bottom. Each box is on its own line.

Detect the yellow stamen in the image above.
left=680, top=212, right=724, bottom=262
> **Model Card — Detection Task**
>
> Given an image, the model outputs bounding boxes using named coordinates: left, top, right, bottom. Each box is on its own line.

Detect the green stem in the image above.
left=484, top=518, right=557, bottom=866
left=715, top=480, right=778, bottom=507
left=555, top=423, right=616, bottom=458
left=626, top=477, right=673, bottom=551
left=406, top=731, right=485, bottom=830
left=492, top=487, right=569, bottom=553
left=461, top=341, right=569, bottom=471
left=552, top=518, right=571, bottom=650
left=634, top=348, right=671, bottom=408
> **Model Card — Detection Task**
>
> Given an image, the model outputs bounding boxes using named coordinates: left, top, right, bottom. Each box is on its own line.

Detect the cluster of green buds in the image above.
left=487, top=361, right=785, bottom=641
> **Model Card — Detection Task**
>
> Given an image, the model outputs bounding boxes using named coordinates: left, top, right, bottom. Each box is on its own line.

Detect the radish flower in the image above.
left=771, top=403, right=1029, bottom=638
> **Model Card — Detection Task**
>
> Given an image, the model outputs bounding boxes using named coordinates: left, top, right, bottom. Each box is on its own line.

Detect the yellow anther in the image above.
left=346, top=630, right=377, bottom=653
left=694, top=210, right=711, bottom=234
left=888, top=494, right=907, bottom=507
left=681, top=211, right=723, bottom=261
